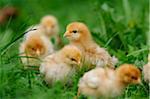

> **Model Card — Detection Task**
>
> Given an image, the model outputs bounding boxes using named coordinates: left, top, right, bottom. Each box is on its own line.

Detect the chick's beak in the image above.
left=71, top=59, right=81, bottom=65
left=77, top=61, right=81, bottom=65
left=46, top=27, right=52, bottom=33
left=36, top=50, right=40, bottom=56
left=63, top=31, right=70, bottom=37
left=137, top=78, right=141, bottom=84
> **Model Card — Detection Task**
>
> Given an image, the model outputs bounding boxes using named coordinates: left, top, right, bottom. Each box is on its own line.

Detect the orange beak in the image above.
left=137, top=78, right=141, bottom=84
left=36, top=50, right=40, bottom=56
left=63, top=31, right=70, bottom=38
left=46, top=27, right=52, bottom=33
left=77, top=61, right=81, bottom=65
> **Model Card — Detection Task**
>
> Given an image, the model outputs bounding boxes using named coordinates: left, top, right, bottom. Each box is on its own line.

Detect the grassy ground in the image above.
left=0, top=0, right=149, bottom=99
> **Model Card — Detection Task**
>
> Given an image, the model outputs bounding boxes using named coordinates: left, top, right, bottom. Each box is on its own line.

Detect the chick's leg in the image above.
left=74, top=88, right=81, bottom=99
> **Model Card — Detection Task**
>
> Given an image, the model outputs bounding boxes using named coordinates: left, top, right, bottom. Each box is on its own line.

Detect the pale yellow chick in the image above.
left=64, top=22, right=118, bottom=68
left=25, top=15, right=59, bottom=39
left=78, top=64, right=141, bottom=98
left=39, top=15, right=59, bottom=37
left=19, top=33, right=54, bottom=67
left=40, top=45, right=82, bottom=84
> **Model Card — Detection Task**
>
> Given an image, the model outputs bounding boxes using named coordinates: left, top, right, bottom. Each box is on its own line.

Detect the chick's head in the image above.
left=116, top=64, right=141, bottom=85
left=64, top=22, right=92, bottom=42
left=25, top=36, right=46, bottom=57
left=40, top=15, right=59, bottom=36
left=61, top=45, right=82, bottom=65
left=117, top=64, right=141, bottom=84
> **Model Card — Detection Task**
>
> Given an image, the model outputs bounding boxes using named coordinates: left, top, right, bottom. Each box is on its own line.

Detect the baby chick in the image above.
left=143, top=54, right=150, bottom=82
left=64, top=22, right=118, bottom=68
left=40, top=15, right=59, bottom=37
left=19, top=33, right=54, bottom=67
left=40, top=45, right=81, bottom=84
left=25, top=15, right=59, bottom=39
left=77, top=64, right=141, bottom=98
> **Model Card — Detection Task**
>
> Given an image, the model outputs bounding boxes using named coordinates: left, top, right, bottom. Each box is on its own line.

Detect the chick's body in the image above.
left=64, top=22, right=118, bottom=68
left=40, top=45, right=81, bottom=84
left=78, top=64, right=141, bottom=98
left=79, top=68, right=121, bottom=97
left=20, top=32, right=54, bottom=67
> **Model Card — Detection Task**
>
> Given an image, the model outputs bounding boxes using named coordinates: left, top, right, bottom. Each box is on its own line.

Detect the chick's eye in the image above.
left=31, top=48, right=36, bottom=51
left=70, top=58, right=76, bottom=61
left=131, top=76, right=137, bottom=80
left=72, top=30, right=77, bottom=33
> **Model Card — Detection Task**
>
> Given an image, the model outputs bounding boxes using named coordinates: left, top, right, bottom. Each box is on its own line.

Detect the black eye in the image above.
left=131, top=76, right=137, bottom=80
left=32, top=48, right=35, bottom=51
left=72, top=30, right=77, bottom=33
left=70, top=58, right=76, bottom=61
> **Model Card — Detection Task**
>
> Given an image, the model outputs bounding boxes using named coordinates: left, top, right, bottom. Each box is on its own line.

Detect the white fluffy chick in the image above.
left=143, top=54, right=150, bottom=82
left=19, top=33, right=54, bottom=67
left=25, top=15, right=59, bottom=39
left=40, top=45, right=82, bottom=84
left=78, top=64, right=141, bottom=98
left=64, top=22, right=118, bottom=68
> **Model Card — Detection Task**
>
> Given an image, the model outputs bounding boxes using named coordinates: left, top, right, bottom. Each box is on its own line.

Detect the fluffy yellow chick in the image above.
left=40, top=45, right=82, bottom=84
left=25, top=15, right=59, bottom=39
left=19, top=33, right=54, bottom=67
left=77, top=64, right=141, bottom=98
left=64, top=22, right=118, bottom=68
left=143, top=54, right=150, bottom=82
left=40, top=15, right=59, bottom=37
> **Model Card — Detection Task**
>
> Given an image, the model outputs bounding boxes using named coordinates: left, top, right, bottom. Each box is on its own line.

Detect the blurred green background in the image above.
left=0, top=0, right=149, bottom=99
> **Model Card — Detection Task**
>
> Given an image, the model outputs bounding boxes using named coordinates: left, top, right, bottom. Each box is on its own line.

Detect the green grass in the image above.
left=0, top=0, right=149, bottom=99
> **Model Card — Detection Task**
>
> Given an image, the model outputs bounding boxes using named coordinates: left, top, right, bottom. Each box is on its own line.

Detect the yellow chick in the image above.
left=25, top=15, right=59, bottom=39
left=40, top=15, right=59, bottom=37
left=64, top=22, right=118, bottom=68
left=143, top=54, right=150, bottom=82
left=77, top=64, right=141, bottom=98
left=40, top=45, right=82, bottom=84
left=19, top=33, right=54, bottom=67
